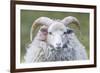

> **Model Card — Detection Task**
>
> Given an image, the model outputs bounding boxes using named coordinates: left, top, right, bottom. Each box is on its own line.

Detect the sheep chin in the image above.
left=45, top=45, right=67, bottom=61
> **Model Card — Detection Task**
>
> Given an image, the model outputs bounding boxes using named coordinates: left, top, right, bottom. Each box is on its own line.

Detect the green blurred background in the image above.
left=21, top=10, right=89, bottom=63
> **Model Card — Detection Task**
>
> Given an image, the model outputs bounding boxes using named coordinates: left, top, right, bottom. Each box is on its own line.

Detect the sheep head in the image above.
left=47, top=22, right=73, bottom=50
left=31, top=16, right=80, bottom=50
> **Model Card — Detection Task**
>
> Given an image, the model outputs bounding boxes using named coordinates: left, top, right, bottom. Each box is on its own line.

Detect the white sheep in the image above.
left=24, top=16, right=88, bottom=63
left=24, top=26, right=48, bottom=62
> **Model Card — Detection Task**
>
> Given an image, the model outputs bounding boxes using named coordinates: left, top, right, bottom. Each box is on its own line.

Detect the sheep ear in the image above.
left=30, top=17, right=53, bottom=41
left=40, top=26, right=48, bottom=32
left=61, top=16, right=80, bottom=30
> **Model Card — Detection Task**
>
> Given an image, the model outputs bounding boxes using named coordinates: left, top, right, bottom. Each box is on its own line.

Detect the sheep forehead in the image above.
left=48, top=21, right=66, bottom=32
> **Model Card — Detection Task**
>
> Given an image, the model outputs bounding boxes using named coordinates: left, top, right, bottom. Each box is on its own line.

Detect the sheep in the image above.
left=24, top=16, right=88, bottom=63
left=24, top=25, right=48, bottom=62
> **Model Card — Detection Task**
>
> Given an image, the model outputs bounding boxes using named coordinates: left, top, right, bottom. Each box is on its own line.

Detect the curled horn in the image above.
left=61, top=16, right=80, bottom=30
left=30, top=17, right=53, bottom=41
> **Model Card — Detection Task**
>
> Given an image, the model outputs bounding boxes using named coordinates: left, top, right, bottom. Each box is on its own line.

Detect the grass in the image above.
left=21, top=10, right=89, bottom=63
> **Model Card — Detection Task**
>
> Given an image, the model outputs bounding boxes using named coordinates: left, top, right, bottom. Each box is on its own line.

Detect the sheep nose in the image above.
left=56, top=43, right=61, bottom=46
left=56, top=43, right=62, bottom=48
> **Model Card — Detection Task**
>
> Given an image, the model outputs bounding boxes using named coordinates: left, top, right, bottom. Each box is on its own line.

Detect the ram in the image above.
left=24, top=16, right=88, bottom=62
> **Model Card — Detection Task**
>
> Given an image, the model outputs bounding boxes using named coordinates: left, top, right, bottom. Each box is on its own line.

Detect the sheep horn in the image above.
left=61, top=16, right=80, bottom=30
left=30, top=17, right=53, bottom=41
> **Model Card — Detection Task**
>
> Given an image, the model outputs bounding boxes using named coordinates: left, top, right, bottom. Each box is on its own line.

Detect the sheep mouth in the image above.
left=55, top=44, right=68, bottom=50
left=55, top=47, right=62, bottom=49
left=49, top=44, right=68, bottom=51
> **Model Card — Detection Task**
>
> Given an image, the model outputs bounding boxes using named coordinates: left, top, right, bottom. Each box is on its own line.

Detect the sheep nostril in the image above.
left=62, top=44, right=68, bottom=48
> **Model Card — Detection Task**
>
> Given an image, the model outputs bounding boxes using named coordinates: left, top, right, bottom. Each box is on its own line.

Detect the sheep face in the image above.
left=47, top=22, right=73, bottom=50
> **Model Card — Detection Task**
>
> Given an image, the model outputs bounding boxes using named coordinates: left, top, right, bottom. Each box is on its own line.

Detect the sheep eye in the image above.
left=63, top=32, right=67, bottom=34
left=67, top=29, right=73, bottom=34
left=48, top=32, right=52, bottom=35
